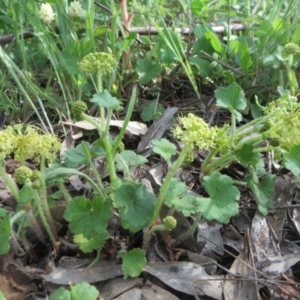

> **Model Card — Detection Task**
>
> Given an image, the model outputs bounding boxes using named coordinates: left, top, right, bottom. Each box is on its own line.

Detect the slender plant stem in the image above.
left=230, top=109, right=236, bottom=148
left=176, top=212, right=202, bottom=244
left=27, top=208, right=47, bottom=243
left=90, top=164, right=105, bottom=192
left=143, top=144, right=191, bottom=250
left=32, top=189, right=58, bottom=247
left=80, top=114, right=117, bottom=182
left=45, top=167, right=106, bottom=199
left=201, top=149, right=218, bottom=174
left=58, top=183, right=72, bottom=203
left=0, top=162, right=19, bottom=201
left=39, top=156, right=57, bottom=238
left=253, top=146, right=273, bottom=153
left=87, top=249, right=100, bottom=268
left=115, top=153, right=131, bottom=180
left=232, top=180, right=247, bottom=186
left=203, top=153, right=236, bottom=175
left=151, top=144, right=191, bottom=225
left=112, top=85, right=137, bottom=155
left=235, top=115, right=268, bottom=135
left=236, top=133, right=263, bottom=148
left=10, top=210, right=26, bottom=225
left=102, top=135, right=117, bottom=182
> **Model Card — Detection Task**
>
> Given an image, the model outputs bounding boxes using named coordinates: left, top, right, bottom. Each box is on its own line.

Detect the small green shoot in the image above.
left=49, top=283, right=99, bottom=300
left=121, top=248, right=147, bottom=279
left=73, top=232, right=110, bottom=253
left=246, top=172, right=275, bottom=216
left=283, top=145, right=300, bottom=176
left=152, top=138, right=177, bottom=165
left=214, top=82, right=247, bottom=122
left=90, top=90, right=123, bottom=110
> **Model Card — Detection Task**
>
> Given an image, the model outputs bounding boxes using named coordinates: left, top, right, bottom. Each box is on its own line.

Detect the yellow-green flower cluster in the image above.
left=173, top=113, right=230, bottom=153
left=0, top=128, right=18, bottom=160
left=262, top=96, right=300, bottom=150
left=78, top=52, right=117, bottom=77
left=0, top=125, right=60, bottom=163
left=283, top=43, right=300, bottom=56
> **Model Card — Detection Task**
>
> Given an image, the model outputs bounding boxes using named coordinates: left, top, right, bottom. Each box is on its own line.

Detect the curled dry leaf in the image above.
left=64, top=119, right=148, bottom=135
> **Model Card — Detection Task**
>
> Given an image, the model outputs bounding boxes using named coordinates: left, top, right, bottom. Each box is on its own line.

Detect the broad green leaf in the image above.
left=50, top=287, right=71, bottom=300
left=164, top=179, right=207, bottom=216
left=164, top=178, right=187, bottom=208
left=115, top=150, right=147, bottom=170
left=152, top=139, right=177, bottom=164
left=64, top=196, right=113, bottom=239
left=62, top=142, right=105, bottom=168
left=136, top=59, right=162, bottom=84
left=0, top=207, right=8, bottom=218
left=63, top=39, right=94, bottom=60
left=164, top=179, right=199, bottom=216
left=61, top=52, right=80, bottom=75
left=159, top=48, right=175, bottom=65
left=214, top=82, right=247, bottom=121
left=189, top=56, right=212, bottom=77
left=191, top=0, right=209, bottom=17
left=204, top=30, right=223, bottom=53
left=239, top=39, right=252, bottom=71
left=292, top=27, right=300, bottom=43
left=192, top=37, right=215, bottom=55
left=139, top=36, right=151, bottom=46
left=193, top=24, right=207, bottom=38
left=141, top=101, right=165, bottom=122
left=198, top=172, right=240, bottom=223
left=71, top=282, right=99, bottom=300
left=171, top=195, right=206, bottom=217
left=283, top=145, right=300, bottom=176
left=113, top=183, right=157, bottom=232
left=90, top=90, right=123, bottom=110
left=121, top=248, right=147, bottom=279
left=61, top=39, right=94, bottom=75
left=246, top=172, right=275, bottom=215
left=122, top=32, right=137, bottom=50
left=235, top=144, right=261, bottom=168
left=74, top=231, right=110, bottom=253
left=0, top=208, right=11, bottom=255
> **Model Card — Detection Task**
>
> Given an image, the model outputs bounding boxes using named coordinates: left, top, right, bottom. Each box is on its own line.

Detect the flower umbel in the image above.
left=68, top=1, right=85, bottom=18
left=78, top=52, right=117, bottom=77
left=173, top=113, right=230, bottom=153
left=14, top=166, right=33, bottom=185
left=283, top=43, right=300, bottom=56
left=0, top=125, right=60, bottom=163
left=261, top=96, right=300, bottom=150
left=39, top=3, right=55, bottom=25
left=71, top=101, right=88, bottom=120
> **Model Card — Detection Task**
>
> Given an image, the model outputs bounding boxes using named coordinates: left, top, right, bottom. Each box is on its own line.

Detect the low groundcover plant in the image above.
left=1, top=51, right=300, bottom=280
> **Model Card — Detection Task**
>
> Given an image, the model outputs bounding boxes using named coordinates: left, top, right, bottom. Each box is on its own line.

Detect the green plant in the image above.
left=49, top=282, right=99, bottom=300
left=1, top=1, right=300, bottom=294
left=173, top=84, right=300, bottom=216
left=0, top=124, right=61, bottom=248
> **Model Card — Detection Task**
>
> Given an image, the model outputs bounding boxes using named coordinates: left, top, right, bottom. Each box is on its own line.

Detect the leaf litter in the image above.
left=2, top=131, right=300, bottom=299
